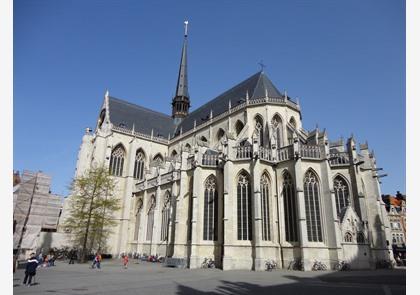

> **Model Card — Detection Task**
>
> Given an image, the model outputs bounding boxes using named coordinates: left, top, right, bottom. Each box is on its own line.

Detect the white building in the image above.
left=67, top=24, right=393, bottom=270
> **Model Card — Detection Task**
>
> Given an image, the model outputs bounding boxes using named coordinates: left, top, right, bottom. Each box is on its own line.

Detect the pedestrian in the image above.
left=96, top=252, right=102, bottom=269
left=91, top=253, right=97, bottom=269
left=69, top=249, right=77, bottom=264
left=23, top=253, right=38, bottom=286
left=122, top=254, right=129, bottom=269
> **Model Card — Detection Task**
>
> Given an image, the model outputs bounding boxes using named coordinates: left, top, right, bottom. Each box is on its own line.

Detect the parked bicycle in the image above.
left=312, top=260, right=327, bottom=271
left=201, top=257, right=215, bottom=269
left=288, top=258, right=303, bottom=271
left=334, top=260, right=351, bottom=271
left=375, top=259, right=395, bottom=269
left=265, top=259, right=277, bottom=271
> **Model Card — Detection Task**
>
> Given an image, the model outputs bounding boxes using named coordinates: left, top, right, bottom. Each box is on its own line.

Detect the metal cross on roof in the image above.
left=258, top=60, right=266, bottom=72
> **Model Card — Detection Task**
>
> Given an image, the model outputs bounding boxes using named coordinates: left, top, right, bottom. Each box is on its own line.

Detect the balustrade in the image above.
left=329, top=152, right=350, bottom=166
left=278, top=145, right=293, bottom=162
left=202, top=154, right=218, bottom=166
left=235, top=146, right=253, bottom=159
left=300, top=145, right=321, bottom=159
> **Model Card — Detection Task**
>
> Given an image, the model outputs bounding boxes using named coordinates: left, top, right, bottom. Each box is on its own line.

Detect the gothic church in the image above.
left=70, top=23, right=394, bottom=270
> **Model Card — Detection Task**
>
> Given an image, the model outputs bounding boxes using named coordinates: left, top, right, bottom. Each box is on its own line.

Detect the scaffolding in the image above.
left=13, top=170, right=62, bottom=258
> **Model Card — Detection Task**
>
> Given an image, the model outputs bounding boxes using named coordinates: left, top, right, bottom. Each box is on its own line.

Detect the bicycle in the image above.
left=312, top=260, right=327, bottom=271
left=375, top=259, right=395, bottom=269
left=201, top=258, right=215, bottom=269
left=334, top=260, right=351, bottom=271
left=288, top=258, right=303, bottom=271
left=265, top=259, right=277, bottom=271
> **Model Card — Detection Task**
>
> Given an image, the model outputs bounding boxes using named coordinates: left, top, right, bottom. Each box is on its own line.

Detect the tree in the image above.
left=63, top=167, right=120, bottom=262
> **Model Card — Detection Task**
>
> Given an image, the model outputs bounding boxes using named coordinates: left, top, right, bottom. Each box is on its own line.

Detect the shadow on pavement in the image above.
left=176, top=269, right=406, bottom=295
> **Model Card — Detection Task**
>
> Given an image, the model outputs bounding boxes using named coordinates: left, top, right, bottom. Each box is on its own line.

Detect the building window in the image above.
left=283, top=171, right=298, bottom=242
left=146, top=196, right=156, bottom=241
left=344, top=232, right=353, bottom=243
left=272, top=115, right=283, bottom=148
left=133, top=149, right=145, bottom=179
left=235, top=120, right=244, bottom=137
left=333, top=176, right=350, bottom=217
left=161, top=193, right=171, bottom=241
left=216, top=129, right=225, bottom=142
left=109, top=145, right=125, bottom=176
left=357, top=232, right=365, bottom=244
left=134, top=199, right=143, bottom=241
left=261, top=174, right=271, bottom=241
left=237, top=172, right=252, bottom=240
left=304, top=170, right=323, bottom=242
left=203, top=175, right=218, bottom=241
left=255, top=116, right=264, bottom=147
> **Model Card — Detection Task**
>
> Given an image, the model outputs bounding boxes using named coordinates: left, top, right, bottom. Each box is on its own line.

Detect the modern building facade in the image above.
left=68, top=24, right=394, bottom=270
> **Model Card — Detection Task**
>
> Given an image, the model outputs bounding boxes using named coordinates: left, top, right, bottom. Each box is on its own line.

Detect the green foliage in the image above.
left=63, top=166, right=120, bottom=261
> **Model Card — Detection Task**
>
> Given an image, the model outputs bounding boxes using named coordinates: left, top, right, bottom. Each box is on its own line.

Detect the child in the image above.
left=123, top=254, right=129, bottom=269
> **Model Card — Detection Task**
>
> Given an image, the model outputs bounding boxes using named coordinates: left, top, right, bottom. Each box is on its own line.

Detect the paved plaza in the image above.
left=13, top=259, right=406, bottom=295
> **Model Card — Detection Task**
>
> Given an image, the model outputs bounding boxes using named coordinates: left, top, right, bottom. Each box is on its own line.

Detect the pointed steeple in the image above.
left=172, top=20, right=191, bottom=124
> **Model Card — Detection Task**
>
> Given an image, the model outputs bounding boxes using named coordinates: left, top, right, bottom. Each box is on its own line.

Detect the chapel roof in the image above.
left=106, top=71, right=294, bottom=140
left=108, top=96, right=175, bottom=138
left=173, top=71, right=291, bottom=135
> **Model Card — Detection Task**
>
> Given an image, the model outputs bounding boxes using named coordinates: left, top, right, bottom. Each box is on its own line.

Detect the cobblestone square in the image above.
left=13, top=259, right=406, bottom=295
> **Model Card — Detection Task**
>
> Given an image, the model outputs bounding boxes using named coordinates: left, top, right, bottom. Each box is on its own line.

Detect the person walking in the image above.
left=23, top=253, right=38, bottom=286
left=68, top=249, right=77, bottom=264
left=122, top=254, right=129, bottom=269
left=96, top=252, right=102, bottom=269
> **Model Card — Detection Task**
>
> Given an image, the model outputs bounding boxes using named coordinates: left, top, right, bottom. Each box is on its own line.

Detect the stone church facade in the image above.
left=70, top=25, right=393, bottom=271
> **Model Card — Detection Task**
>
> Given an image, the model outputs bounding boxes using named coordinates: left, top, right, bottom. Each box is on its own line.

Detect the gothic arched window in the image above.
left=133, top=198, right=143, bottom=241
left=203, top=175, right=218, bottom=241
left=109, top=145, right=125, bottom=176
left=283, top=171, right=298, bottom=242
left=260, top=173, right=271, bottom=241
left=200, top=136, right=208, bottom=142
left=146, top=195, right=156, bottom=241
left=133, top=149, right=145, bottom=180
left=161, top=192, right=171, bottom=241
left=344, top=232, right=353, bottom=243
left=272, top=114, right=283, bottom=148
left=334, top=176, right=350, bottom=217
left=289, top=117, right=297, bottom=129
left=356, top=232, right=365, bottom=244
left=216, top=128, right=225, bottom=142
left=153, top=154, right=164, bottom=166
left=235, top=120, right=244, bottom=137
left=237, top=172, right=252, bottom=240
left=255, top=115, right=264, bottom=147
left=304, top=170, right=323, bottom=242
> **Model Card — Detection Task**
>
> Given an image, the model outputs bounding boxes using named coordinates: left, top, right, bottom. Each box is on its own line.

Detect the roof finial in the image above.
left=105, top=89, right=109, bottom=98
left=246, top=90, right=250, bottom=103
left=194, top=119, right=197, bottom=130
left=184, top=20, right=189, bottom=37
left=258, top=60, right=266, bottom=72
left=210, top=109, right=213, bottom=120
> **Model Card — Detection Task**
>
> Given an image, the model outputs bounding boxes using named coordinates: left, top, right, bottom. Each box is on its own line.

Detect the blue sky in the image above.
left=14, top=0, right=405, bottom=196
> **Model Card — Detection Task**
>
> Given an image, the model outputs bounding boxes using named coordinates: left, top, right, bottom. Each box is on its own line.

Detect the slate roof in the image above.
left=173, top=71, right=288, bottom=135
left=108, top=96, right=175, bottom=138
left=107, top=72, right=293, bottom=140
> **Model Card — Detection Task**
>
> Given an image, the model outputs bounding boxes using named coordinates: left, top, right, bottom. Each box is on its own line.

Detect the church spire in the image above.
left=172, top=20, right=191, bottom=124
